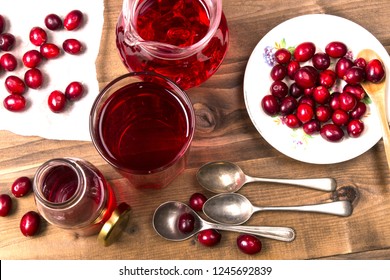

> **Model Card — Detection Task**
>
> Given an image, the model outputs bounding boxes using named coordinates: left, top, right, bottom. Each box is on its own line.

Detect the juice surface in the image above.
left=97, top=81, right=192, bottom=173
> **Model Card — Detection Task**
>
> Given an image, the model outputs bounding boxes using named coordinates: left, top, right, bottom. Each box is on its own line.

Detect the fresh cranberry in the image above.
left=236, top=234, right=262, bottom=255
left=312, top=86, right=330, bottom=104
left=0, top=33, right=15, bottom=51
left=339, top=92, right=357, bottom=112
left=296, top=103, right=314, bottom=123
left=64, top=10, right=84, bottom=30
left=177, top=212, right=195, bottom=233
left=303, top=119, right=320, bottom=135
left=29, top=27, right=47, bottom=46
left=343, top=84, right=366, bottom=100
left=62, top=38, right=83, bottom=55
left=0, top=53, right=18, bottom=71
left=274, top=48, right=291, bottom=64
left=289, top=82, right=303, bottom=98
left=65, top=81, right=84, bottom=100
left=22, top=50, right=42, bottom=68
left=320, top=123, right=344, bottom=142
left=0, top=15, right=4, bottom=33
left=325, top=41, right=347, bottom=58
left=261, top=95, right=280, bottom=116
left=315, top=105, right=332, bottom=123
left=189, top=193, right=207, bottom=212
left=280, top=96, right=298, bottom=116
left=48, top=90, right=66, bottom=112
left=40, top=43, right=61, bottom=59
left=350, top=102, right=367, bottom=119
left=285, top=114, right=301, bottom=128
left=294, top=42, right=316, bottom=62
left=20, top=211, right=41, bottom=237
left=270, top=64, right=287, bottom=81
left=270, top=80, right=288, bottom=99
left=294, top=66, right=318, bottom=89
left=5, top=75, right=26, bottom=95
left=329, top=92, right=341, bottom=111
left=197, top=229, right=221, bottom=247
left=287, top=60, right=300, bottom=79
left=3, top=95, right=26, bottom=112
left=45, top=14, right=63, bottom=30
left=365, top=59, right=386, bottom=83
left=354, top=57, right=367, bottom=69
left=11, top=176, right=32, bottom=197
left=347, top=119, right=365, bottom=138
left=24, top=68, right=43, bottom=89
left=299, top=96, right=315, bottom=107
left=312, top=52, right=330, bottom=70
left=343, top=66, right=365, bottom=85
left=335, top=57, right=354, bottom=79
left=318, top=69, right=337, bottom=88
left=332, top=109, right=350, bottom=126
left=0, top=194, right=12, bottom=217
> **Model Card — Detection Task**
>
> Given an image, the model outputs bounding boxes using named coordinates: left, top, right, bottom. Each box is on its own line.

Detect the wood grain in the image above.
left=1, top=0, right=390, bottom=260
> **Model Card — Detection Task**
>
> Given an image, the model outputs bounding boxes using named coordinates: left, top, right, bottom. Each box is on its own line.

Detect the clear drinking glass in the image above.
left=116, top=0, right=229, bottom=90
left=89, top=72, right=195, bottom=189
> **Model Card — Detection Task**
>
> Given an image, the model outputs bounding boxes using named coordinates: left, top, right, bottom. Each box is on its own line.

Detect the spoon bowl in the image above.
left=152, top=201, right=296, bottom=242
left=203, top=193, right=353, bottom=225
left=357, top=49, right=390, bottom=169
left=196, top=161, right=336, bottom=193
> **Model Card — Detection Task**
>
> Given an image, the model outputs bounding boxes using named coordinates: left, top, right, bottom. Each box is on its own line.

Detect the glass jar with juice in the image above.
left=116, top=0, right=229, bottom=89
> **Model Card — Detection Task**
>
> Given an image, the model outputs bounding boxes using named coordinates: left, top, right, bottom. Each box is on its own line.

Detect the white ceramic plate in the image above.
left=244, top=14, right=390, bottom=164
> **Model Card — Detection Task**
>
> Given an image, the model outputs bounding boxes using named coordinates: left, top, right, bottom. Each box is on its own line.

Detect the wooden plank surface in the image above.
left=1, top=0, right=390, bottom=260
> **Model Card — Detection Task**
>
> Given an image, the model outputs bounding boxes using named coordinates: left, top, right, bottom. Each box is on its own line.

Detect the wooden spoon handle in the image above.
left=371, top=91, right=390, bottom=170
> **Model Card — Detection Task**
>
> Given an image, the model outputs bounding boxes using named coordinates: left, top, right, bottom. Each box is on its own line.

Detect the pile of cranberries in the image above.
left=0, top=176, right=41, bottom=237
left=177, top=192, right=262, bottom=255
left=0, top=10, right=85, bottom=113
left=261, top=41, right=386, bottom=142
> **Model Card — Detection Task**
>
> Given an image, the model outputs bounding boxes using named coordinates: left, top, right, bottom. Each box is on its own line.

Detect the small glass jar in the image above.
left=33, top=157, right=131, bottom=246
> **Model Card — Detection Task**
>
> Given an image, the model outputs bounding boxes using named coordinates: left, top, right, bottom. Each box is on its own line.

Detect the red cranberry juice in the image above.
left=116, top=0, right=229, bottom=89
left=97, top=81, right=192, bottom=173
left=42, top=165, right=78, bottom=203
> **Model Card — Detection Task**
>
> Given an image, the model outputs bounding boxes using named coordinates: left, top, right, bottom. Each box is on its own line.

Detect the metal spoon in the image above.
left=152, top=201, right=295, bottom=242
left=196, top=161, right=336, bottom=193
left=357, top=49, right=390, bottom=170
left=203, top=193, right=353, bottom=225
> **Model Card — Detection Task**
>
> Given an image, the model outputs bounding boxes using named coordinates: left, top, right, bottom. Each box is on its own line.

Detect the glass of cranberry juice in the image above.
left=90, top=72, right=195, bottom=189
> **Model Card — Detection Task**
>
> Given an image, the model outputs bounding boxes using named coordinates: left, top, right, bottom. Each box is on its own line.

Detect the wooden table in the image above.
left=1, top=0, right=390, bottom=260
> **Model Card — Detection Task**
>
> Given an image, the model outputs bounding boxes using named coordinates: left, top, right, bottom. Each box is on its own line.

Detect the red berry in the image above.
left=64, top=10, right=84, bottom=30
left=0, top=194, right=12, bottom=217
left=347, top=119, right=365, bottom=138
left=294, top=42, right=316, bottom=62
left=365, top=59, right=386, bottom=83
left=48, top=90, right=66, bottom=112
left=11, top=176, right=32, bottom=197
left=65, top=81, right=84, bottom=100
left=0, top=53, right=17, bottom=71
left=22, top=50, right=42, bottom=68
left=197, top=229, right=221, bottom=247
left=40, top=43, right=61, bottom=59
left=5, top=75, right=26, bottom=95
left=3, top=95, right=26, bottom=112
left=312, top=86, right=330, bottom=104
left=189, top=193, right=207, bottom=211
left=261, top=95, right=280, bottom=116
left=274, top=48, right=291, bottom=64
left=325, top=41, right=347, bottom=58
left=24, top=68, right=43, bottom=89
left=320, top=123, right=345, bottom=142
left=296, top=103, right=314, bottom=123
left=29, top=27, right=47, bottom=46
left=236, top=234, right=262, bottom=255
left=20, top=211, right=41, bottom=237
left=177, top=212, right=195, bottom=233
left=45, top=14, right=63, bottom=30
left=62, top=38, right=83, bottom=55
left=285, top=114, right=301, bottom=128
left=0, top=33, right=15, bottom=51
left=339, top=92, right=357, bottom=112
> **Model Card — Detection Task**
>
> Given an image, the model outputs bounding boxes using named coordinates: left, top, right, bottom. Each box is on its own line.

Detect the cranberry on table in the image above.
left=236, top=234, right=262, bottom=255
left=280, top=96, right=298, bottom=116
left=318, top=69, right=337, bottom=88
left=65, top=81, right=84, bottom=100
left=343, top=66, right=365, bottom=85
left=0, top=33, right=15, bottom=51
left=63, top=38, right=83, bottom=55
left=270, top=64, right=287, bottom=81
left=189, top=193, right=207, bottom=212
left=29, top=27, right=47, bottom=46
left=332, top=109, right=350, bottom=126
left=274, top=48, right=291, bottom=64
left=343, top=84, right=366, bottom=100
left=339, top=92, right=357, bottom=112
left=287, top=60, right=300, bottom=79
left=0, top=53, right=18, bottom=71
left=177, top=212, right=195, bottom=234
left=365, top=59, right=386, bottom=83
left=40, top=43, right=61, bottom=59
left=347, top=119, right=365, bottom=138
left=5, top=75, right=26, bottom=95
left=45, top=13, right=63, bottom=30
left=312, top=52, right=330, bottom=70
left=303, top=119, right=320, bottom=135
left=20, top=211, right=41, bottom=237
left=261, top=95, right=280, bottom=116
left=270, top=80, right=288, bottom=99
left=285, top=114, right=301, bottom=128
left=335, top=57, right=354, bottom=79
left=315, top=105, right=332, bottom=123
left=24, top=68, right=43, bottom=89
left=0, top=194, right=12, bottom=217
left=350, top=102, right=367, bottom=119
left=11, top=176, right=32, bottom=197
left=312, top=86, right=330, bottom=104
left=294, top=66, right=318, bottom=89
left=325, top=41, right=348, bottom=58
left=293, top=42, right=316, bottom=62
left=22, top=50, right=42, bottom=68
left=320, top=123, right=345, bottom=142
left=197, top=229, right=221, bottom=247
left=296, top=103, right=314, bottom=123
left=64, top=10, right=84, bottom=31
left=3, top=95, right=26, bottom=112
left=48, top=90, right=67, bottom=112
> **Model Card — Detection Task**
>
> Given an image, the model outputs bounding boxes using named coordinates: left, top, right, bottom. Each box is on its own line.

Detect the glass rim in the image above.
left=89, top=71, right=196, bottom=175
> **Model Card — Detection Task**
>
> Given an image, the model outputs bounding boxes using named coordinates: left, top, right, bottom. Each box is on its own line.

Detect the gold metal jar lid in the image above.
left=97, top=202, right=132, bottom=246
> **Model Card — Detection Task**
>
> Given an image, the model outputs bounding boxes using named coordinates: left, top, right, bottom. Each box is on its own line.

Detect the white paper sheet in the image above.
left=0, top=0, right=105, bottom=141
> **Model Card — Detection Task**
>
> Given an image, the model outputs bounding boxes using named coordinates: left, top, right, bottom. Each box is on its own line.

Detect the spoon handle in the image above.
left=247, top=175, right=336, bottom=192
left=253, top=200, right=352, bottom=217
left=207, top=222, right=296, bottom=242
